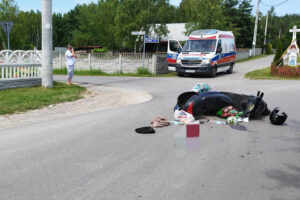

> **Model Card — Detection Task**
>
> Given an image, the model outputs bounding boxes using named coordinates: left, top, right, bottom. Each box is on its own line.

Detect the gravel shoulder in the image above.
left=0, top=84, right=152, bottom=129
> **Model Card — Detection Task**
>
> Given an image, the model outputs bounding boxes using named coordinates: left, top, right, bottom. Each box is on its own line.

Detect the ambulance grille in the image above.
left=181, top=59, right=202, bottom=65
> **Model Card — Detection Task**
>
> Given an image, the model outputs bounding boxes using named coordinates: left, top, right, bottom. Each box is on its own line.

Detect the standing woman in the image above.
left=65, top=45, right=76, bottom=85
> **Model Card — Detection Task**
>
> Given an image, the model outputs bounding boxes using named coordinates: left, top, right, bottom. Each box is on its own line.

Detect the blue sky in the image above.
left=15, top=0, right=299, bottom=16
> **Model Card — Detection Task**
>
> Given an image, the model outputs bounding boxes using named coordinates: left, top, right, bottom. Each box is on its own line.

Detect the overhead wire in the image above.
left=260, top=0, right=289, bottom=7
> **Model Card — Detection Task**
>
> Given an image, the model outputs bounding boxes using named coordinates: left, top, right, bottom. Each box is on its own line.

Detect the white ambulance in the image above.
left=176, top=29, right=236, bottom=77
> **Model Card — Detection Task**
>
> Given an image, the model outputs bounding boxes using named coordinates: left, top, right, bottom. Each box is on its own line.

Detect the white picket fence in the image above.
left=0, top=48, right=266, bottom=80
left=0, top=50, right=41, bottom=64
left=53, top=52, right=154, bottom=73
left=0, top=64, right=41, bottom=80
left=0, top=50, right=42, bottom=80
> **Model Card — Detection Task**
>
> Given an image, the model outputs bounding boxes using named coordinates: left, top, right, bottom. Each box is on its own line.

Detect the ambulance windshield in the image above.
left=182, top=39, right=216, bottom=53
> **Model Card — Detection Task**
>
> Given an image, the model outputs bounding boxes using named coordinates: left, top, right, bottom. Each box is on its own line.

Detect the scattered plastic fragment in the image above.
left=235, top=117, right=249, bottom=123
left=170, top=121, right=185, bottom=125
left=209, top=119, right=227, bottom=125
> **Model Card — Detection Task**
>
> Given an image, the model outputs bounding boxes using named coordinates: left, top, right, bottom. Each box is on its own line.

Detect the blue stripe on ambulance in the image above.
left=212, top=52, right=236, bottom=62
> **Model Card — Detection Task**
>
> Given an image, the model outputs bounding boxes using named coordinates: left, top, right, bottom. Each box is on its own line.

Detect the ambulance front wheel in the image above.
left=210, top=66, right=217, bottom=77
left=227, top=63, right=234, bottom=74
left=177, top=73, right=184, bottom=77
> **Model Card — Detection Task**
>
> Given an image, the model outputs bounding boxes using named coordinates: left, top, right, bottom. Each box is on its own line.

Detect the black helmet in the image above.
left=269, top=107, right=287, bottom=125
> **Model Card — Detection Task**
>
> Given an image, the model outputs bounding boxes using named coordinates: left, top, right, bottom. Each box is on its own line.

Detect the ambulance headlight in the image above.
left=177, top=59, right=181, bottom=64
left=202, top=59, right=211, bottom=65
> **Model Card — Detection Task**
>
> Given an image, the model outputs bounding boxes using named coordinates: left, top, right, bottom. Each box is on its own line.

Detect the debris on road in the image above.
left=192, top=83, right=211, bottom=94
left=186, top=122, right=200, bottom=137
left=174, top=109, right=195, bottom=124
left=227, top=116, right=239, bottom=125
left=173, top=83, right=287, bottom=127
left=216, top=106, right=243, bottom=118
left=208, top=119, right=227, bottom=125
left=135, top=126, right=155, bottom=134
left=151, top=117, right=171, bottom=128
left=269, top=107, right=288, bottom=125
left=135, top=83, right=288, bottom=134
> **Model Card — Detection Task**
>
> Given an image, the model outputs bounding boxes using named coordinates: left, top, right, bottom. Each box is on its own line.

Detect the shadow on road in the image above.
left=265, top=164, right=300, bottom=190
left=179, top=71, right=238, bottom=79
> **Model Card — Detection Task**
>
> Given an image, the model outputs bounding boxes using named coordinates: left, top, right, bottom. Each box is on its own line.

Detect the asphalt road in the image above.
left=1, top=55, right=300, bottom=200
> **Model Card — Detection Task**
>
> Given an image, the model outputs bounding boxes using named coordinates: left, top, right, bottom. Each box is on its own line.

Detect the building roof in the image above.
left=150, top=24, right=233, bottom=42
left=161, top=23, right=187, bottom=42
left=149, top=23, right=188, bottom=42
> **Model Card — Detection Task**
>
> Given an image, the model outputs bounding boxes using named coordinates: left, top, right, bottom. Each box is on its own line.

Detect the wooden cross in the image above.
left=289, top=26, right=300, bottom=41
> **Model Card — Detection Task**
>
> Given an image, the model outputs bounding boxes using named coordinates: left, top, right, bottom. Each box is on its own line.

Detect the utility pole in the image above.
left=279, top=28, right=281, bottom=38
left=143, top=35, right=145, bottom=68
left=263, top=11, right=269, bottom=53
left=252, top=0, right=260, bottom=57
left=42, top=0, right=53, bottom=88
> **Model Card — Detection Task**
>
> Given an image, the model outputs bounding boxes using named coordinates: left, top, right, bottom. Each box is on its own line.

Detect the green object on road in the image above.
left=0, top=82, right=86, bottom=115
left=216, top=106, right=243, bottom=118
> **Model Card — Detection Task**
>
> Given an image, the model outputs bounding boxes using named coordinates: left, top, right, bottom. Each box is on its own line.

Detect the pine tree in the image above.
left=273, top=39, right=283, bottom=64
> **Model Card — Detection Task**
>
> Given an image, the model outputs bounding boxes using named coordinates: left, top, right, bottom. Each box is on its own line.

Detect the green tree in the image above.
left=17, top=10, right=41, bottom=49
left=96, top=0, right=119, bottom=50
left=53, top=13, right=66, bottom=47
left=183, top=0, right=225, bottom=35
left=71, top=3, right=99, bottom=46
left=236, top=0, right=253, bottom=48
left=0, top=0, right=19, bottom=49
left=114, top=0, right=169, bottom=50
left=222, top=0, right=241, bottom=41
left=273, top=38, right=283, bottom=63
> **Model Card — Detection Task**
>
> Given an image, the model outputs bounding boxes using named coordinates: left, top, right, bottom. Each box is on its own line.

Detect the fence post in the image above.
left=59, top=53, right=62, bottom=70
left=152, top=54, right=157, bottom=75
left=88, top=53, right=92, bottom=71
left=119, top=53, right=122, bottom=74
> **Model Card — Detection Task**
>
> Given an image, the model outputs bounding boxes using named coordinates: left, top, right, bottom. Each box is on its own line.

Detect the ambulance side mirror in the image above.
left=177, top=48, right=182, bottom=54
left=216, top=47, right=222, bottom=54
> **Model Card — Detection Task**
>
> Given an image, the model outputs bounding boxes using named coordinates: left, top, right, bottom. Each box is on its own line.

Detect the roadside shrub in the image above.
left=136, top=67, right=151, bottom=75
left=92, top=47, right=109, bottom=53
left=265, top=43, right=273, bottom=55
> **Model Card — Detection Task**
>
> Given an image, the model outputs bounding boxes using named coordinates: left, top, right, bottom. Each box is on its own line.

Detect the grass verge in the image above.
left=236, top=54, right=271, bottom=63
left=53, top=68, right=177, bottom=77
left=245, top=67, right=300, bottom=80
left=53, top=54, right=272, bottom=78
left=0, top=81, right=86, bottom=115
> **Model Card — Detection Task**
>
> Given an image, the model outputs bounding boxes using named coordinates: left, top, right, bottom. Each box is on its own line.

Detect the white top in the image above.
left=289, top=26, right=300, bottom=41
left=65, top=50, right=75, bottom=66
